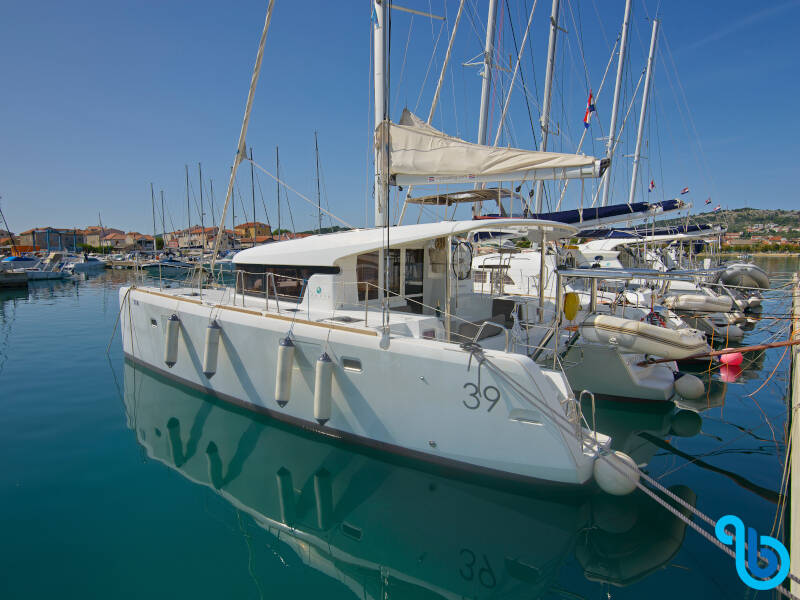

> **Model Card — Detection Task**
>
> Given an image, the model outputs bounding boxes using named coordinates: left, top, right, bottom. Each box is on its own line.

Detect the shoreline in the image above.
left=700, top=252, right=800, bottom=257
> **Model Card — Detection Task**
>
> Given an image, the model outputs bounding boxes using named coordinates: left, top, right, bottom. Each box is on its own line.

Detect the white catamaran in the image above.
left=120, top=1, right=640, bottom=493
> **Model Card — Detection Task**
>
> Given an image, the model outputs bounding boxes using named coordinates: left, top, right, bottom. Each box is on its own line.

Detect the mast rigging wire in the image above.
left=209, top=0, right=275, bottom=274
left=247, top=158, right=354, bottom=229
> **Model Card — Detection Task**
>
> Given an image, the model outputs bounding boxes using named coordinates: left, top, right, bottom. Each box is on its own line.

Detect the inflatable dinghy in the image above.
left=663, top=293, right=733, bottom=313
left=579, top=314, right=710, bottom=359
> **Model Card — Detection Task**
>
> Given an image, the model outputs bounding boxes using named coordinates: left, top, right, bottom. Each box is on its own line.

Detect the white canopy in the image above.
left=234, top=219, right=576, bottom=268
left=382, top=110, right=606, bottom=186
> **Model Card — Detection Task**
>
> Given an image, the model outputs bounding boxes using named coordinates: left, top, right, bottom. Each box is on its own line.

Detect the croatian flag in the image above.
left=713, top=204, right=721, bottom=212
left=583, top=90, right=595, bottom=128
left=705, top=197, right=712, bottom=205
left=680, top=187, right=690, bottom=195
left=648, top=179, right=655, bottom=192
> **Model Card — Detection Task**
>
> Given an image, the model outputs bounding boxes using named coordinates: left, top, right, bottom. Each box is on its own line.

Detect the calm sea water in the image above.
left=1, top=258, right=797, bottom=599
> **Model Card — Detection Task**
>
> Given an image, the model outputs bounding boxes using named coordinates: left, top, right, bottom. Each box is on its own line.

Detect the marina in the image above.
left=2, top=1, right=799, bottom=598
left=0, top=260, right=797, bottom=598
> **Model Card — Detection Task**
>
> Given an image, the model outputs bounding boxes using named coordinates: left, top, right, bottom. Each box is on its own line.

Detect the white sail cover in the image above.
left=382, top=109, right=605, bottom=185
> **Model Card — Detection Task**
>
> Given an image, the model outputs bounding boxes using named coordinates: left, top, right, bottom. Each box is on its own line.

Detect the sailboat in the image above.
left=119, top=1, right=639, bottom=493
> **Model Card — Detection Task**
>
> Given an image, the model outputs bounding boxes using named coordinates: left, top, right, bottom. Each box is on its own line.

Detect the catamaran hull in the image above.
left=119, top=285, right=600, bottom=488
left=561, top=343, right=677, bottom=403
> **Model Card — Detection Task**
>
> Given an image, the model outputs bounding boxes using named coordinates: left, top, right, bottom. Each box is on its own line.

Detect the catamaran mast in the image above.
left=600, top=0, right=632, bottom=207
left=373, top=0, right=389, bottom=228
left=476, top=0, right=498, bottom=148
left=314, top=131, right=322, bottom=234
left=473, top=0, right=498, bottom=217
left=628, top=18, right=659, bottom=205
left=533, top=0, right=561, bottom=213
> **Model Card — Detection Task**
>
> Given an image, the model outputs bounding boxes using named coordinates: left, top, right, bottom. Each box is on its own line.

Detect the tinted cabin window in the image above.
left=237, top=264, right=340, bottom=300
left=357, top=250, right=401, bottom=301
left=404, top=249, right=424, bottom=314
left=357, top=253, right=379, bottom=301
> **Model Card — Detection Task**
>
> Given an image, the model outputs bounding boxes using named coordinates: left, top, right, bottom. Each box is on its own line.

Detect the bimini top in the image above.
left=234, top=219, right=577, bottom=267
left=406, top=188, right=516, bottom=206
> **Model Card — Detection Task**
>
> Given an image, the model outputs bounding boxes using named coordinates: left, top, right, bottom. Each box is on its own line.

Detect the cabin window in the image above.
left=357, top=253, right=379, bottom=301
left=356, top=250, right=401, bottom=301
left=428, top=238, right=446, bottom=275
left=237, top=264, right=339, bottom=300
left=404, top=248, right=424, bottom=314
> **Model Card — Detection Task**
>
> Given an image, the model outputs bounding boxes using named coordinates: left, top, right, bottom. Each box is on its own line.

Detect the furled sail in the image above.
left=381, top=109, right=608, bottom=186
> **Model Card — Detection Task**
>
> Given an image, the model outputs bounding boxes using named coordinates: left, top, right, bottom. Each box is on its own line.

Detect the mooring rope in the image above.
left=460, top=343, right=800, bottom=597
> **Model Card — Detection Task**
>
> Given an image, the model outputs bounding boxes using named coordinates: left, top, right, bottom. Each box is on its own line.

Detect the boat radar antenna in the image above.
left=208, top=0, right=276, bottom=276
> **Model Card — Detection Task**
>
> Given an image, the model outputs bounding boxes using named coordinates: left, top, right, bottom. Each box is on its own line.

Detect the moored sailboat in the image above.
left=119, top=1, right=640, bottom=494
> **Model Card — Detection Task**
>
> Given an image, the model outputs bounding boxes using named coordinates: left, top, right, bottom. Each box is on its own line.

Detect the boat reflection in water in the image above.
left=124, top=362, right=697, bottom=597
left=584, top=398, right=704, bottom=468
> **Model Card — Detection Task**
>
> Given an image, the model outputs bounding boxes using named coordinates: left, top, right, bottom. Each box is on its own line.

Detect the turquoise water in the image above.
left=0, top=259, right=796, bottom=599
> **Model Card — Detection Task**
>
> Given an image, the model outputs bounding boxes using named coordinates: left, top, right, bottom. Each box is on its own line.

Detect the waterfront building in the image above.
left=18, top=227, right=86, bottom=251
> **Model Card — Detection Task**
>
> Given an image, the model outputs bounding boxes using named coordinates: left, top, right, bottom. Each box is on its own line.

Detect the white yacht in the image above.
left=25, top=252, right=71, bottom=280
left=0, top=255, right=39, bottom=271
left=120, top=219, right=640, bottom=490
left=65, top=253, right=106, bottom=273
left=119, top=0, right=641, bottom=493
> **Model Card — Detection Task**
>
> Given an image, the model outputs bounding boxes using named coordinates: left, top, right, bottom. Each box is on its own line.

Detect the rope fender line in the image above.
left=458, top=341, right=800, bottom=596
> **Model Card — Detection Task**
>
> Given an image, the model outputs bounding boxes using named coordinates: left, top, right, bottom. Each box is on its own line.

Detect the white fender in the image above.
left=594, top=451, right=639, bottom=496
left=202, top=321, right=221, bottom=378
left=721, top=325, right=744, bottom=343
left=313, top=352, right=334, bottom=425
left=275, top=337, right=295, bottom=407
left=673, top=372, right=704, bottom=400
left=164, top=314, right=180, bottom=367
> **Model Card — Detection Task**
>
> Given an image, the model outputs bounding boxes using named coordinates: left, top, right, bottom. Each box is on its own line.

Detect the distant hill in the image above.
left=664, top=207, right=800, bottom=233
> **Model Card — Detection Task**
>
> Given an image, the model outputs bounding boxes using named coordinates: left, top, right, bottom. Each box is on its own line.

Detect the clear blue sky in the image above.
left=1, top=0, right=798, bottom=235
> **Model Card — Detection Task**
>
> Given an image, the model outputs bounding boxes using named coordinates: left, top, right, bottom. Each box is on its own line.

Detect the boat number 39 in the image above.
left=459, top=549, right=496, bottom=588
left=463, top=383, right=501, bottom=411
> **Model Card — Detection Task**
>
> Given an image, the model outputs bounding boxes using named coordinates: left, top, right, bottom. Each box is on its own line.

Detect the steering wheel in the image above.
left=451, top=241, right=473, bottom=281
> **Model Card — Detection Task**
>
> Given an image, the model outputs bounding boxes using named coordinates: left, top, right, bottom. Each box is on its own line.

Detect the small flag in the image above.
left=705, top=197, right=712, bottom=205
left=583, top=90, right=596, bottom=129
left=648, top=179, right=655, bottom=192
left=680, top=187, right=690, bottom=195
left=713, top=204, right=721, bottom=212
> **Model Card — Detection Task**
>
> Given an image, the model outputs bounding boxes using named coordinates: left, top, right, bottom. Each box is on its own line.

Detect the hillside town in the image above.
left=0, top=221, right=312, bottom=254
left=4, top=212, right=800, bottom=255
